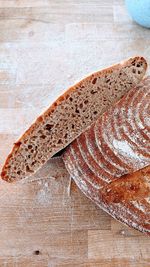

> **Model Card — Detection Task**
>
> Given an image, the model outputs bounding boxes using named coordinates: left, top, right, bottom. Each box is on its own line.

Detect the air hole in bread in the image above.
left=26, top=166, right=34, bottom=173
left=45, top=124, right=53, bottom=131
left=132, top=69, right=136, bottom=74
left=91, top=90, right=97, bottom=94
left=75, top=108, right=80, bottom=114
left=69, top=97, right=73, bottom=102
left=28, top=145, right=32, bottom=149
left=84, top=100, right=88, bottom=104
left=92, top=77, right=97, bottom=84
left=31, top=136, right=37, bottom=141
left=40, top=135, right=46, bottom=139
left=58, top=139, right=63, bottom=144
left=72, top=124, right=75, bottom=129
left=138, top=71, right=141, bottom=74
left=79, top=103, right=83, bottom=109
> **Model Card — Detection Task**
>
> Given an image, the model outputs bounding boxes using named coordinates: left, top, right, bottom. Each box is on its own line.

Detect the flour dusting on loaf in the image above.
left=112, top=140, right=147, bottom=163
left=63, top=77, right=150, bottom=235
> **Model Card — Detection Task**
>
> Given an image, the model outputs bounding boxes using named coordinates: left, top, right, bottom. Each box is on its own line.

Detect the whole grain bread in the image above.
left=1, top=56, right=147, bottom=182
left=63, top=77, right=150, bottom=235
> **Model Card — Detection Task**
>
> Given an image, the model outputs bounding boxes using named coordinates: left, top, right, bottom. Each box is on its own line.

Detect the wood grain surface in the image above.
left=0, top=0, right=150, bottom=266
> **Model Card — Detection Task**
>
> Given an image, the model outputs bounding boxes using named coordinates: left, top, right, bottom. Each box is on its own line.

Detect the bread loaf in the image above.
left=1, top=56, right=147, bottom=182
left=63, top=77, right=150, bottom=235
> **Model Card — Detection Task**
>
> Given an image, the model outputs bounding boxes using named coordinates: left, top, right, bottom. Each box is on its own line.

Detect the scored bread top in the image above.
left=62, top=77, right=150, bottom=235
left=1, top=56, right=147, bottom=182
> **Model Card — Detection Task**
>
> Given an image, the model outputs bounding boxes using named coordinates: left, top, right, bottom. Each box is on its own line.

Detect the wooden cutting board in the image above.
left=0, top=1, right=150, bottom=266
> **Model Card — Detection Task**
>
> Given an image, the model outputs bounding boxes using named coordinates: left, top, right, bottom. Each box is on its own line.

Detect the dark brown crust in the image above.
left=1, top=56, right=147, bottom=182
left=64, top=153, right=150, bottom=235
left=101, top=166, right=150, bottom=203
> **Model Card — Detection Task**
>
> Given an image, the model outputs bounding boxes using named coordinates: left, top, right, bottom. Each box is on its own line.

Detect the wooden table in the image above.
left=0, top=1, right=150, bottom=266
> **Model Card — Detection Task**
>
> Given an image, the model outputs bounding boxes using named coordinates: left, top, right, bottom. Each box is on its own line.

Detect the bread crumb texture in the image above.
left=1, top=56, right=147, bottom=181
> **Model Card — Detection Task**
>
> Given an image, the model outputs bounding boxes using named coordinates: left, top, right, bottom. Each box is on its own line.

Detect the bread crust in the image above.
left=63, top=77, right=150, bottom=235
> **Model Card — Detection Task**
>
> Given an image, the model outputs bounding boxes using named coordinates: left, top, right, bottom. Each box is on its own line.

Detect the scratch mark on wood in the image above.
left=67, top=175, right=72, bottom=197
left=20, top=175, right=56, bottom=185
left=0, top=17, right=51, bottom=25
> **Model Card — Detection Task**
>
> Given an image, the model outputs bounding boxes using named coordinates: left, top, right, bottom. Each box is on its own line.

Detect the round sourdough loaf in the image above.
left=63, top=77, right=150, bottom=235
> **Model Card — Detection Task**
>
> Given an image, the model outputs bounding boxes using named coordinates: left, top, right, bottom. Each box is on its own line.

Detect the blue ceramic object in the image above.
left=125, top=0, right=150, bottom=28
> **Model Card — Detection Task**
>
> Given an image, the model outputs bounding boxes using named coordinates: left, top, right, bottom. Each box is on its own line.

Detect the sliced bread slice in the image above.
left=1, top=56, right=147, bottom=182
